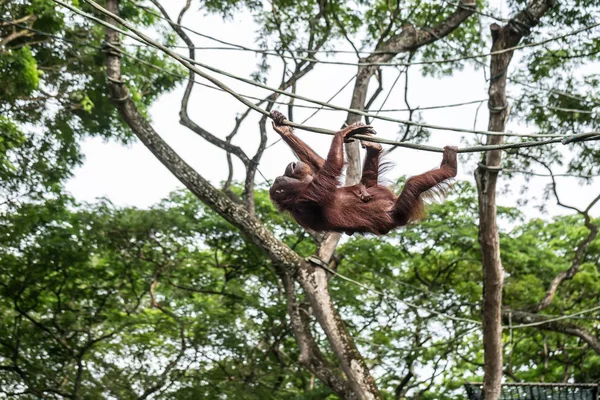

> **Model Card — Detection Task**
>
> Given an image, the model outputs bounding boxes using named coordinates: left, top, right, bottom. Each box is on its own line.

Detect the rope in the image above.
left=37, top=3, right=595, bottom=139
left=508, top=305, right=600, bottom=329
left=0, top=20, right=489, bottom=116
left=306, top=257, right=600, bottom=329
left=306, top=256, right=483, bottom=325
left=2, top=21, right=492, bottom=117
left=53, top=1, right=581, bottom=138
left=133, top=2, right=600, bottom=69
left=135, top=0, right=507, bottom=53
left=49, top=0, right=600, bottom=153
left=300, top=73, right=357, bottom=125
left=53, top=0, right=600, bottom=141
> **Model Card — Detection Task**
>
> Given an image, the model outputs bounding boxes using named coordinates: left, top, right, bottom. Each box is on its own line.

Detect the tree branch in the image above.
left=0, top=21, right=36, bottom=48
left=342, top=0, right=476, bottom=190
left=241, top=7, right=331, bottom=213
left=0, top=14, right=36, bottom=26
left=103, top=0, right=301, bottom=276
left=148, top=0, right=252, bottom=167
left=384, top=1, right=476, bottom=52
left=503, top=310, right=600, bottom=354
left=534, top=215, right=598, bottom=312
left=520, top=156, right=600, bottom=312
left=298, top=260, right=382, bottom=399
left=280, top=271, right=357, bottom=399
left=374, top=0, right=476, bottom=60
left=101, top=2, right=380, bottom=398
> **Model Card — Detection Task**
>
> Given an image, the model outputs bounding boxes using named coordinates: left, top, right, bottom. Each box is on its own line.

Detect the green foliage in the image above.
left=2, top=184, right=597, bottom=398
left=0, top=116, right=25, bottom=178
left=0, top=0, right=184, bottom=207
left=1, top=0, right=599, bottom=398
left=0, top=46, right=39, bottom=102
left=0, top=190, right=332, bottom=398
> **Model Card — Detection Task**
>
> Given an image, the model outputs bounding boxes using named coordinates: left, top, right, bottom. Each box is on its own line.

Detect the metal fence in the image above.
left=465, top=383, right=600, bottom=400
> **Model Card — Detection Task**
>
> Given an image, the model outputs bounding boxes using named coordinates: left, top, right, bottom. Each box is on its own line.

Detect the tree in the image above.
left=96, top=0, right=482, bottom=397
left=0, top=0, right=183, bottom=208
left=1, top=0, right=599, bottom=398
left=1, top=184, right=598, bottom=398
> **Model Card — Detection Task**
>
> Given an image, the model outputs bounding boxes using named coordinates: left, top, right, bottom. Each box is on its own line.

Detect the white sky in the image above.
left=65, top=1, right=599, bottom=220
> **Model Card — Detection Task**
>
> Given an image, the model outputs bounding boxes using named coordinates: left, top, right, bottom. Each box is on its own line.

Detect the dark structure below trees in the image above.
left=465, top=383, right=600, bottom=400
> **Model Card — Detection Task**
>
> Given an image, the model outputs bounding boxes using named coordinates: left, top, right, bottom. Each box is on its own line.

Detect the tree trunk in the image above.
left=344, top=64, right=380, bottom=184
left=475, top=1, right=554, bottom=396
left=475, top=23, right=508, bottom=400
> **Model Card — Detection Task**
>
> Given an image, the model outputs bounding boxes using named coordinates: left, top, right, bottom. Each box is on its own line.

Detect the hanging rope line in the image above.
left=132, top=2, right=600, bottom=69
left=508, top=306, right=600, bottom=329
left=300, top=73, right=357, bottom=125
left=306, top=256, right=483, bottom=325
left=1, top=17, right=492, bottom=117
left=25, top=18, right=585, bottom=158
left=376, top=68, right=405, bottom=117
left=51, top=1, right=586, bottom=137
left=170, top=9, right=596, bottom=114
left=134, top=0, right=508, bottom=53
left=95, top=17, right=600, bottom=138
left=48, top=0, right=600, bottom=153
left=307, top=257, right=600, bottom=329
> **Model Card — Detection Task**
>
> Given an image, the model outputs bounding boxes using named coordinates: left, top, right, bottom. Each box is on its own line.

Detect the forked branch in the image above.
left=101, top=1, right=381, bottom=398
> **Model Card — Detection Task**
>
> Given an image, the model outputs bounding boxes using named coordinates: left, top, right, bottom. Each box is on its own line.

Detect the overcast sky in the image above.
left=65, top=0, right=599, bottom=219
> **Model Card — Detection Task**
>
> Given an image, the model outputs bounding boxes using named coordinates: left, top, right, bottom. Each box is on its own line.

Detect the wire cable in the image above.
left=3, top=18, right=490, bottom=117
left=54, top=0, right=580, bottom=139
left=134, top=2, right=600, bottom=68
left=47, top=0, right=600, bottom=153
left=307, top=257, right=600, bottom=329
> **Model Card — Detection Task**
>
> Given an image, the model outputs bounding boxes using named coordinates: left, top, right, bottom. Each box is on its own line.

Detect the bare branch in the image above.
left=242, top=7, right=331, bottom=212
left=511, top=154, right=600, bottom=313
left=0, top=14, right=36, bottom=26
left=0, top=24, right=35, bottom=48
left=331, top=10, right=361, bottom=58
left=378, top=0, right=476, bottom=57
left=149, top=0, right=252, bottom=167
left=534, top=217, right=598, bottom=312
left=223, top=108, right=252, bottom=200
left=342, top=0, right=476, bottom=196
left=364, top=69, right=383, bottom=125
left=103, top=0, right=301, bottom=269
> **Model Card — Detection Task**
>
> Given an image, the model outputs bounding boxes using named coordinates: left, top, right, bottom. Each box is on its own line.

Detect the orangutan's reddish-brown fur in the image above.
left=269, top=111, right=457, bottom=235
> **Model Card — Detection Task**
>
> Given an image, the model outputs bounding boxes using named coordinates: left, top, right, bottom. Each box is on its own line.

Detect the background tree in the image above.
left=1, top=0, right=599, bottom=399
left=1, top=185, right=598, bottom=398
left=0, top=0, right=182, bottom=208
